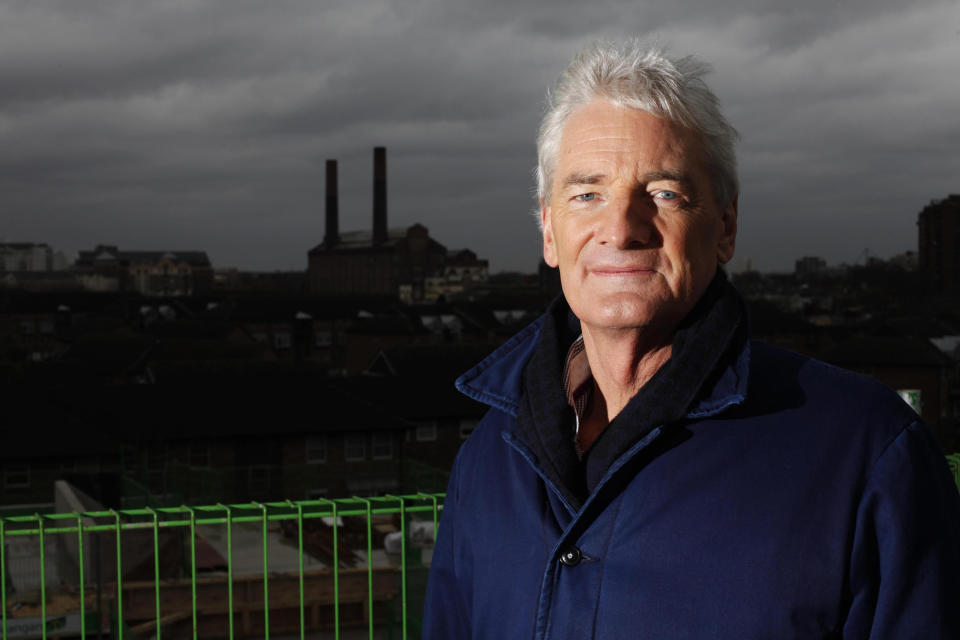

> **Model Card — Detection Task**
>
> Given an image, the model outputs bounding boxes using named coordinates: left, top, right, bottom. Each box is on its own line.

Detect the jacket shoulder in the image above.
left=454, top=406, right=513, bottom=471
left=454, top=316, right=545, bottom=416
left=746, top=340, right=920, bottom=449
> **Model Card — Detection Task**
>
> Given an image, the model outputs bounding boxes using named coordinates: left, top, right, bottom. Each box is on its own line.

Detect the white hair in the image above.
left=535, top=41, right=740, bottom=213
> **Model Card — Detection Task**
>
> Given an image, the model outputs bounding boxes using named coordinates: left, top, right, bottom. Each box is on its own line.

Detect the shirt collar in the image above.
left=562, top=334, right=593, bottom=457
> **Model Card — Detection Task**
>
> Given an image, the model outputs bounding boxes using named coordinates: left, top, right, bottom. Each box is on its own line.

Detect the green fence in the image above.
left=1, top=494, right=444, bottom=640
left=948, top=453, right=960, bottom=494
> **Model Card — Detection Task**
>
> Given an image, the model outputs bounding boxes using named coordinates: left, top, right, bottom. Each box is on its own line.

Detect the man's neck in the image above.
left=577, top=325, right=673, bottom=450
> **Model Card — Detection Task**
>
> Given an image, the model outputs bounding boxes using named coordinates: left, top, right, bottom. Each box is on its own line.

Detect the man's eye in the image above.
left=655, top=190, right=678, bottom=200
left=574, top=193, right=596, bottom=202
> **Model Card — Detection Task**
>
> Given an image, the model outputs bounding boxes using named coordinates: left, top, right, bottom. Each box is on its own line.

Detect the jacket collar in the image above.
left=455, top=274, right=752, bottom=421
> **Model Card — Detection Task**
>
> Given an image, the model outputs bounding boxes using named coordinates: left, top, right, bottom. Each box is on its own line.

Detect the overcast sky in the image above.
left=2, top=0, right=958, bottom=274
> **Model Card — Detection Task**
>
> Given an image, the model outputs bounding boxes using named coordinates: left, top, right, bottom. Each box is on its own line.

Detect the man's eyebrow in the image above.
left=562, top=172, right=607, bottom=187
left=562, top=170, right=694, bottom=187
left=642, top=170, right=691, bottom=184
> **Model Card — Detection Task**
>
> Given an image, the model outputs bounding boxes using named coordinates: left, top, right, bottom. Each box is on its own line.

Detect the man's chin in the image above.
left=576, top=303, right=656, bottom=332
left=571, top=293, right=690, bottom=335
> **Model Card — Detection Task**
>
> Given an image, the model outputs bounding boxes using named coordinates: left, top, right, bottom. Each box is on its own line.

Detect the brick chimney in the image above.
left=373, top=147, right=387, bottom=245
left=324, top=159, right=339, bottom=247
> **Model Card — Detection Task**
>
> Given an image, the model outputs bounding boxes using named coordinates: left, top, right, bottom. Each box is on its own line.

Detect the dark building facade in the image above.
left=918, top=194, right=960, bottom=296
left=308, top=224, right=448, bottom=300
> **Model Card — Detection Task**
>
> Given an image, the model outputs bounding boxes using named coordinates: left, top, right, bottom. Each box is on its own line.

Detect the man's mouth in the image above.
left=590, top=265, right=657, bottom=276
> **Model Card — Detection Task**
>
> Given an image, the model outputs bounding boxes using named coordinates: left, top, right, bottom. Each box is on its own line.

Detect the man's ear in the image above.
left=716, top=195, right=738, bottom=264
left=541, top=204, right=559, bottom=268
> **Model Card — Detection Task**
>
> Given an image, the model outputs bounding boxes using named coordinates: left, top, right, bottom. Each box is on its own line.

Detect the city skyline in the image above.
left=2, top=0, right=958, bottom=274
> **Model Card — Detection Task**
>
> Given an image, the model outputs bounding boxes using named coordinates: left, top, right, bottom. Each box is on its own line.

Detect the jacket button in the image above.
left=559, top=546, right=582, bottom=567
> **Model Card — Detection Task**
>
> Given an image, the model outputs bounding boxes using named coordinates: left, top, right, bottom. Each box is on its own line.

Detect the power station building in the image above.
left=306, top=147, right=487, bottom=302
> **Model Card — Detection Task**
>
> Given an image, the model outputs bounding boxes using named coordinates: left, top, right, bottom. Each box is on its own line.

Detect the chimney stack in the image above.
left=373, top=147, right=388, bottom=245
left=324, top=159, right=339, bottom=247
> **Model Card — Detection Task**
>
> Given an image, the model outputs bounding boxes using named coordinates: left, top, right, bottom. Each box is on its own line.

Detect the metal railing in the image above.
left=5, top=456, right=958, bottom=640
left=948, top=453, right=960, bottom=494
left=1, top=494, right=444, bottom=640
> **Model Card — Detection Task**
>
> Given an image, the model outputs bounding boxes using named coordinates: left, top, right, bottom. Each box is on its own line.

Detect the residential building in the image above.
left=918, top=194, right=960, bottom=296
left=75, top=245, right=214, bottom=295
left=0, top=242, right=53, bottom=272
left=794, top=255, right=827, bottom=276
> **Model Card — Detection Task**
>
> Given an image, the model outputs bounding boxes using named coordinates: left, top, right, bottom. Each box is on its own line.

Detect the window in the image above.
left=144, top=445, right=166, bottom=491
left=77, top=456, right=102, bottom=473
left=416, top=422, right=437, bottom=442
left=306, top=436, right=327, bottom=463
left=121, top=445, right=139, bottom=470
left=344, top=435, right=366, bottom=461
left=273, top=332, right=291, bottom=350
left=146, top=445, right=166, bottom=471
left=372, top=432, right=393, bottom=460
left=189, top=442, right=211, bottom=467
left=459, top=419, right=479, bottom=440
left=4, top=464, right=29, bottom=489
left=249, top=466, right=271, bottom=495
left=315, top=331, right=333, bottom=348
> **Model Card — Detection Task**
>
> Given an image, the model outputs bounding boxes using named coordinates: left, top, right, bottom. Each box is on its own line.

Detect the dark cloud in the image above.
left=1, top=0, right=957, bottom=273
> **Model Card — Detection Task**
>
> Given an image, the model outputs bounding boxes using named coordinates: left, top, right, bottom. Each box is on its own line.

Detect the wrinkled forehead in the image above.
left=554, top=102, right=710, bottom=185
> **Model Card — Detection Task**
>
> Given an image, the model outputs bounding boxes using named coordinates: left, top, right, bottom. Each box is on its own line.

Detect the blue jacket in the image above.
left=423, top=311, right=960, bottom=639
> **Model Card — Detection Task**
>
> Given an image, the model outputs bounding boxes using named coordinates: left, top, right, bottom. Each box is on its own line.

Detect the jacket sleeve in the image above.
left=844, top=421, right=960, bottom=638
left=422, top=451, right=472, bottom=639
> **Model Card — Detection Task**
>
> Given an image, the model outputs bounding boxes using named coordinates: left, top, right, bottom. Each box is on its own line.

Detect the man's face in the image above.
left=542, top=100, right=737, bottom=337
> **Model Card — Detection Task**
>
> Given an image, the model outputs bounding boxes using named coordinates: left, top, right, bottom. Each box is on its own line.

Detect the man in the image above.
left=423, top=41, right=960, bottom=639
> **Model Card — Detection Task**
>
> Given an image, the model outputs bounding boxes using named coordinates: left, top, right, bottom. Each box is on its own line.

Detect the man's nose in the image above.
left=596, top=193, right=655, bottom=249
